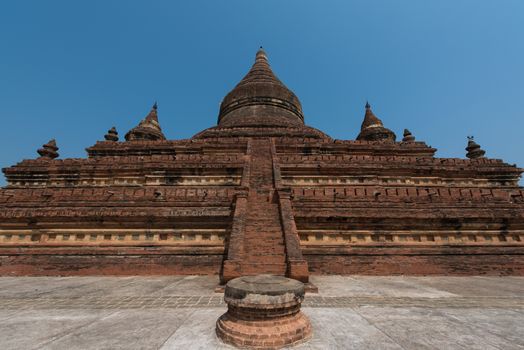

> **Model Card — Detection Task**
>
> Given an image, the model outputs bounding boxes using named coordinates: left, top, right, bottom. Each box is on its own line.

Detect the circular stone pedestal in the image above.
left=216, top=275, right=312, bottom=349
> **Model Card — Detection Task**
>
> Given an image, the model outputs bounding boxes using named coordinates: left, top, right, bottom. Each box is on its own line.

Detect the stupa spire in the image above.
left=37, top=139, right=59, bottom=159
left=466, top=136, right=486, bottom=159
left=235, top=47, right=283, bottom=88
left=356, top=102, right=396, bottom=142
left=217, top=48, right=304, bottom=128
left=125, top=103, right=166, bottom=141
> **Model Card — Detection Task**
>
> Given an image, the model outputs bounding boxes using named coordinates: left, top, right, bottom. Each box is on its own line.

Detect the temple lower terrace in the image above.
left=0, top=275, right=523, bottom=349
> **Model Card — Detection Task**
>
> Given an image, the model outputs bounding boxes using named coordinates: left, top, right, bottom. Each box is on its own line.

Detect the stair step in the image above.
left=246, top=256, right=285, bottom=259
left=227, top=139, right=292, bottom=278
left=244, top=246, right=285, bottom=250
left=246, top=259, right=286, bottom=262
left=246, top=244, right=285, bottom=246
left=241, top=263, right=287, bottom=275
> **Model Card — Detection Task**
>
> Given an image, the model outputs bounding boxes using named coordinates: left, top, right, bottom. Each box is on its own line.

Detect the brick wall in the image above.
left=304, top=246, right=524, bottom=275
left=0, top=247, right=224, bottom=276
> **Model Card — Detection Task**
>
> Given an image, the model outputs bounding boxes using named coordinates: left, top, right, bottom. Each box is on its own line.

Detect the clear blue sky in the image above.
left=1, top=1, right=523, bottom=186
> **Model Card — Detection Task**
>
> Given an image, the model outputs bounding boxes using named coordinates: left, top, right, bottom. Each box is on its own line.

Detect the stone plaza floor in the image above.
left=0, top=275, right=523, bottom=349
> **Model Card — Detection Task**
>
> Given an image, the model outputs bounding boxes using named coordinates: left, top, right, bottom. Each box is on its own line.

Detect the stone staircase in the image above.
left=240, top=139, right=287, bottom=276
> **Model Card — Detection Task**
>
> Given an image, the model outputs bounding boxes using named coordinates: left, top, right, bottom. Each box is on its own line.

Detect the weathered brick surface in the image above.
left=304, top=246, right=524, bottom=275
left=1, top=48, right=523, bottom=278
left=0, top=253, right=224, bottom=276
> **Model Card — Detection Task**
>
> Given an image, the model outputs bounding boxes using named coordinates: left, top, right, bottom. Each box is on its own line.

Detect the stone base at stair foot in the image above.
left=216, top=274, right=312, bottom=349
left=287, top=260, right=310, bottom=283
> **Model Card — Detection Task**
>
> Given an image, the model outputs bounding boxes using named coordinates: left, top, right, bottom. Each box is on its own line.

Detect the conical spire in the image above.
left=402, top=129, right=415, bottom=142
left=125, top=103, right=166, bottom=141
left=144, top=103, right=159, bottom=123
left=104, top=127, right=119, bottom=141
left=37, top=139, right=59, bottom=159
left=361, top=102, right=384, bottom=129
left=466, top=136, right=486, bottom=159
left=256, top=46, right=267, bottom=59
left=356, top=102, right=396, bottom=142
left=234, top=47, right=283, bottom=87
left=217, top=48, right=304, bottom=128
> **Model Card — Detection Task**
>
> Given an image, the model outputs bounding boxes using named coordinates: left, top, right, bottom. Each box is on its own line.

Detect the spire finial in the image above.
left=124, top=104, right=165, bottom=141
left=104, top=127, right=119, bottom=141
left=37, top=139, right=59, bottom=159
left=256, top=46, right=267, bottom=61
left=402, top=128, right=415, bottom=142
left=466, top=135, right=486, bottom=159
left=356, top=102, right=396, bottom=142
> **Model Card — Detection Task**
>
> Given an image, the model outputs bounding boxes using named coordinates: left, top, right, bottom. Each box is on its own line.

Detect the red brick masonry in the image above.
left=1, top=49, right=523, bottom=279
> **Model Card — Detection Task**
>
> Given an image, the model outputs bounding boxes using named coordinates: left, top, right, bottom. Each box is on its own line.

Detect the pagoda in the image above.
left=1, top=48, right=523, bottom=282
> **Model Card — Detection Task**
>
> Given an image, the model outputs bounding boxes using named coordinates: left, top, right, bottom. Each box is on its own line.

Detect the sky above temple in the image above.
left=1, top=1, right=523, bottom=185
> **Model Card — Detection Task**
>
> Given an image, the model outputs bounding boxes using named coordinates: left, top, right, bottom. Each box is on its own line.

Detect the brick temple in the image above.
left=1, top=48, right=523, bottom=282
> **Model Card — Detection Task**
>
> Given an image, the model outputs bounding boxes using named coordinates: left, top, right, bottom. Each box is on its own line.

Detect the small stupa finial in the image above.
left=356, top=102, right=396, bottom=142
left=402, top=129, right=415, bottom=142
left=124, top=104, right=166, bottom=141
left=104, top=127, right=119, bottom=141
left=466, top=136, right=486, bottom=159
left=37, top=139, right=59, bottom=159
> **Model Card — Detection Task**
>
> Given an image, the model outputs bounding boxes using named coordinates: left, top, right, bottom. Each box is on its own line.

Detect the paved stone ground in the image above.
left=0, top=276, right=523, bottom=349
